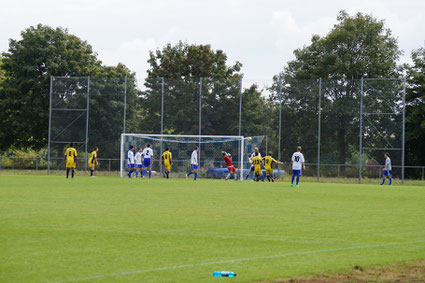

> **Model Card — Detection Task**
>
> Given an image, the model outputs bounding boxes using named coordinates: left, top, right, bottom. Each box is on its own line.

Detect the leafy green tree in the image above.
left=406, top=47, right=425, bottom=169
left=142, top=41, right=266, bottom=136
left=271, top=11, right=401, bottom=166
left=0, top=24, right=101, bottom=150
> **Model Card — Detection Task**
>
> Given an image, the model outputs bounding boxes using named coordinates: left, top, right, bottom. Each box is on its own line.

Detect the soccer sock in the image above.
left=187, top=171, right=193, bottom=176
left=142, top=169, right=145, bottom=177
left=381, top=177, right=385, bottom=184
left=194, top=172, right=197, bottom=180
left=166, top=171, right=169, bottom=179
left=261, top=174, right=264, bottom=181
left=66, top=169, right=70, bottom=178
left=136, top=170, right=138, bottom=177
left=267, top=175, right=271, bottom=182
left=90, top=169, right=94, bottom=176
left=226, top=173, right=231, bottom=180
left=291, top=174, right=295, bottom=184
left=72, top=170, right=75, bottom=178
left=149, top=170, right=151, bottom=179
left=296, top=175, right=300, bottom=185
left=389, top=177, right=392, bottom=185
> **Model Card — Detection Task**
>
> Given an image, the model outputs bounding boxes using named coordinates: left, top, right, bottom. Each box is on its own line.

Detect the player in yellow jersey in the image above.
left=263, top=151, right=283, bottom=182
left=88, top=147, right=99, bottom=177
left=159, top=147, right=173, bottom=179
left=64, top=143, right=77, bottom=179
left=251, top=152, right=264, bottom=182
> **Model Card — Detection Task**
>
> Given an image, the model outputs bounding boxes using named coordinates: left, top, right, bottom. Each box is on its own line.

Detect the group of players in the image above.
left=62, top=142, right=393, bottom=186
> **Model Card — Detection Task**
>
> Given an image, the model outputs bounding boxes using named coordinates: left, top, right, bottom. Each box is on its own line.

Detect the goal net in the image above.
left=120, top=134, right=265, bottom=180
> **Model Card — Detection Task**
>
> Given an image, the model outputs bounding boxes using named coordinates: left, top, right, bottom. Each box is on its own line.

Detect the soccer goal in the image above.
left=120, top=134, right=265, bottom=180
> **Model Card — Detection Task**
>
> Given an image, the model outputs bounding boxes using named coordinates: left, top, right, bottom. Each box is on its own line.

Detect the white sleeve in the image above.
left=301, top=154, right=305, bottom=163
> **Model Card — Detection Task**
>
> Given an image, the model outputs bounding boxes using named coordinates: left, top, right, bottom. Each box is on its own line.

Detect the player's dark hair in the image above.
left=268, top=151, right=272, bottom=156
left=94, top=147, right=98, bottom=151
left=255, top=152, right=259, bottom=156
left=70, top=142, right=74, bottom=147
left=195, top=146, right=198, bottom=150
left=147, top=144, right=151, bottom=147
left=166, top=147, right=169, bottom=151
left=130, top=145, right=134, bottom=149
left=385, top=152, right=389, bottom=157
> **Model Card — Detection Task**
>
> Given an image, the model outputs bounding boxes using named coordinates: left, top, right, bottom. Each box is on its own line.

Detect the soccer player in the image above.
left=127, top=145, right=135, bottom=178
left=222, top=151, right=237, bottom=180
left=142, top=144, right=154, bottom=179
left=245, top=147, right=262, bottom=179
left=64, top=143, right=77, bottom=179
left=291, top=146, right=305, bottom=187
left=88, top=147, right=99, bottom=177
left=159, top=147, right=173, bottom=179
left=135, top=148, right=143, bottom=178
left=251, top=152, right=263, bottom=182
left=186, top=146, right=199, bottom=180
left=381, top=152, right=392, bottom=186
left=263, top=151, right=283, bottom=182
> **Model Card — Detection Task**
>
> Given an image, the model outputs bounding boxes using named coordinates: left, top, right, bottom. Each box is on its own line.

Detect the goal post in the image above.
left=120, top=134, right=264, bottom=180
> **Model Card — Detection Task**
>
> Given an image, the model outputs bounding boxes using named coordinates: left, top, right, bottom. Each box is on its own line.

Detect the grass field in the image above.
left=1, top=175, right=424, bottom=282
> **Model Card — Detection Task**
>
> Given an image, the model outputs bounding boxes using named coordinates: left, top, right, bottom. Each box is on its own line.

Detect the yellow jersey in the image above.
left=88, top=151, right=97, bottom=165
left=263, top=156, right=277, bottom=169
left=251, top=156, right=262, bottom=172
left=65, top=147, right=77, bottom=162
left=162, top=151, right=172, bottom=164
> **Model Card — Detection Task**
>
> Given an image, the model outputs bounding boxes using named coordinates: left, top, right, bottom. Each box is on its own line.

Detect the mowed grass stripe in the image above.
left=0, top=175, right=424, bottom=282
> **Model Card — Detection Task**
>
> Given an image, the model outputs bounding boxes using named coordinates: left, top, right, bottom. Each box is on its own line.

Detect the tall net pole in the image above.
left=160, top=78, right=165, bottom=174
left=198, top=78, right=202, bottom=165
left=278, top=78, right=282, bottom=164
left=359, top=78, right=364, bottom=184
left=402, top=77, right=406, bottom=184
left=84, top=76, right=90, bottom=172
left=123, top=76, right=127, bottom=134
left=47, top=76, right=53, bottom=174
left=317, top=78, right=322, bottom=182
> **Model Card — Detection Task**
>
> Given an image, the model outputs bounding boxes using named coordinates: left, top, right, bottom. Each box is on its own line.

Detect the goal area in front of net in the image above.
left=120, top=134, right=265, bottom=180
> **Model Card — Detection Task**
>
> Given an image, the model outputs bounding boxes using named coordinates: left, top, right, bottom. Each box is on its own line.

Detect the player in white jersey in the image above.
left=127, top=145, right=135, bottom=178
left=245, top=147, right=262, bottom=180
left=291, top=146, right=305, bottom=187
left=381, top=152, right=392, bottom=186
left=186, top=146, right=199, bottom=180
left=134, top=148, right=143, bottom=178
left=142, top=144, right=154, bottom=179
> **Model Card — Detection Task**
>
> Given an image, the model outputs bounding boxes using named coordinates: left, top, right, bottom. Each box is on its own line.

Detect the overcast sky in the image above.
left=1, top=0, right=424, bottom=88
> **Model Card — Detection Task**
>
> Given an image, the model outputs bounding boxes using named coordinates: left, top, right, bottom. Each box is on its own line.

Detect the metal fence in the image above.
left=44, top=76, right=413, bottom=182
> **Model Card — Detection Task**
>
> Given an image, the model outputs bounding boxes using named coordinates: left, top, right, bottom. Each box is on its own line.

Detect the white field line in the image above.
left=48, top=239, right=425, bottom=283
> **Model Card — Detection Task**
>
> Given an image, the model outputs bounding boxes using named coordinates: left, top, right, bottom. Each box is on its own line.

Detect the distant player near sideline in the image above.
left=245, top=147, right=262, bottom=179
left=263, top=151, right=283, bottom=182
left=135, top=148, right=143, bottom=178
left=160, top=147, right=173, bottom=179
left=222, top=151, right=237, bottom=180
left=142, top=144, right=154, bottom=179
left=65, top=143, right=77, bottom=179
left=186, top=146, right=199, bottom=180
left=127, top=145, right=135, bottom=178
left=88, top=147, right=99, bottom=177
left=381, top=152, right=392, bottom=186
left=251, top=152, right=263, bottom=182
left=291, top=146, right=305, bottom=187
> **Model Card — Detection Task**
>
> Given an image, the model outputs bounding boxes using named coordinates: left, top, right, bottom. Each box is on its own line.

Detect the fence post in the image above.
left=198, top=78, right=202, bottom=165
left=0, top=157, right=2, bottom=169
left=422, top=167, right=424, bottom=180
left=278, top=78, right=282, bottom=164
left=379, top=165, right=382, bottom=179
left=337, top=164, right=340, bottom=178
left=36, top=158, right=39, bottom=170
left=160, top=77, right=164, bottom=174
left=47, top=76, right=53, bottom=174
left=123, top=76, right=127, bottom=134
left=317, top=78, right=322, bottom=182
left=359, top=78, right=364, bottom=184
left=85, top=76, right=90, bottom=173
left=402, top=77, right=406, bottom=184
left=109, top=159, right=111, bottom=171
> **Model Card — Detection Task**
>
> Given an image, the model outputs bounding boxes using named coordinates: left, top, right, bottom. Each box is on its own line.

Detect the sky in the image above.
left=1, top=0, right=424, bottom=89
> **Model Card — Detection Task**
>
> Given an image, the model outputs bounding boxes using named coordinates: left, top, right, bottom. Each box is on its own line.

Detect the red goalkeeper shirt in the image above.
left=224, top=156, right=233, bottom=167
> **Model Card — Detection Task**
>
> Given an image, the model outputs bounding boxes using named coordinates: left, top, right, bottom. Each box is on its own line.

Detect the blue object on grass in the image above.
left=213, top=271, right=237, bottom=277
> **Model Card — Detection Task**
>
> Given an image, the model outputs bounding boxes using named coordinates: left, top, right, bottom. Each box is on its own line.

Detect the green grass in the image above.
left=1, top=175, right=424, bottom=282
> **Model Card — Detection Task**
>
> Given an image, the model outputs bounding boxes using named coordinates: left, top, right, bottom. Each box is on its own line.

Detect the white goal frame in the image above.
left=120, top=133, right=245, bottom=180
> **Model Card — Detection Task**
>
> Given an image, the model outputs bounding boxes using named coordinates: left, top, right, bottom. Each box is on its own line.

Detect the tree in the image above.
left=406, top=47, right=425, bottom=169
left=0, top=24, right=101, bottom=150
left=142, top=41, right=249, bottom=135
left=271, top=11, right=402, bottom=166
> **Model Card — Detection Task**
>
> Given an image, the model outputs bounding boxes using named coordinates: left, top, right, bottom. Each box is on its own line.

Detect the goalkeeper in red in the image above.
left=222, top=151, right=237, bottom=180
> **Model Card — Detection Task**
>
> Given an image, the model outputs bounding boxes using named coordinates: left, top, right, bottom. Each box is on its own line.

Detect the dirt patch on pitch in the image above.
left=256, top=259, right=425, bottom=282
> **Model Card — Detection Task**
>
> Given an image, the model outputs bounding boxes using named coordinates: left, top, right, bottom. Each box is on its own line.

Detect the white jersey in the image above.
left=142, top=148, right=154, bottom=159
left=135, top=152, right=143, bottom=165
left=249, top=151, right=261, bottom=163
left=385, top=157, right=392, bottom=171
left=127, top=150, right=134, bottom=164
left=291, top=152, right=305, bottom=170
left=191, top=150, right=198, bottom=165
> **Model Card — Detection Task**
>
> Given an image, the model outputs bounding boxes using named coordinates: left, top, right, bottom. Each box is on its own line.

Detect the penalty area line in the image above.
left=49, top=239, right=425, bottom=283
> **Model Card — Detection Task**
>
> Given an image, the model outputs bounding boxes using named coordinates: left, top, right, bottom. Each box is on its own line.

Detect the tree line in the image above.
left=0, top=11, right=424, bottom=173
